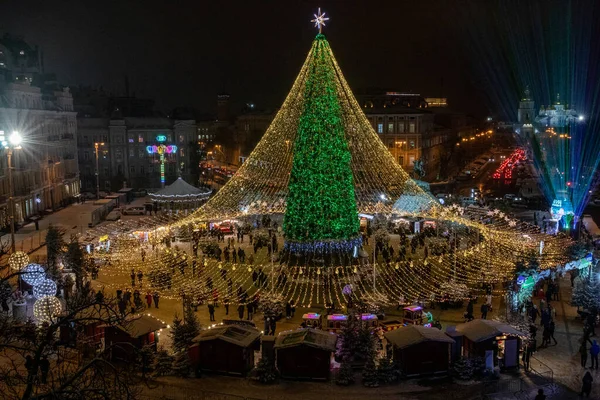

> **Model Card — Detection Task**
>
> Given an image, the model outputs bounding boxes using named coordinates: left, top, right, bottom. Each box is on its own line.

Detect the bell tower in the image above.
left=518, top=86, right=535, bottom=135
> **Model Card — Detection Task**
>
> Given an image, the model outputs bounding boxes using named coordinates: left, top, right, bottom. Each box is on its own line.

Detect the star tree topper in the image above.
left=311, top=8, right=329, bottom=33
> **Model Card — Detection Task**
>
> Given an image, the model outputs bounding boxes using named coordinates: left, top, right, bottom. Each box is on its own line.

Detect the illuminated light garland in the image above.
left=33, top=279, right=57, bottom=299
left=33, top=296, right=62, bottom=323
left=9, top=251, right=29, bottom=271
left=21, top=264, right=46, bottom=286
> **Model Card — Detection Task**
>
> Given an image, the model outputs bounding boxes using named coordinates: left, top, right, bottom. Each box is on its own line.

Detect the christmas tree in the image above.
left=452, top=357, right=474, bottom=381
left=153, top=348, right=174, bottom=377
left=336, top=312, right=359, bottom=362
left=283, top=33, right=360, bottom=257
left=335, top=361, right=355, bottom=386
left=377, top=354, right=398, bottom=384
left=362, top=358, right=379, bottom=387
left=172, top=351, right=191, bottom=377
left=169, top=314, right=185, bottom=353
left=251, top=357, right=279, bottom=384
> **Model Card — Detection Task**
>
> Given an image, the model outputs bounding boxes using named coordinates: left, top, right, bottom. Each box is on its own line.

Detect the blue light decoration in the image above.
left=22, top=264, right=46, bottom=286
left=283, top=236, right=363, bottom=255
left=156, top=135, right=167, bottom=142
left=146, top=143, right=178, bottom=186
left=516, top=275, right=526, bottom=285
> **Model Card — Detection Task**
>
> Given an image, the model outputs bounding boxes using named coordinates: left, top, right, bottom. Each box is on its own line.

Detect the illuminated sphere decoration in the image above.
left=33, top=279, right=57, bottom=299
left=9, top=251, right=29, bottom=271
left=33, top=296, right=62, bottom=323
left=21, top=264, right=46, bottom=286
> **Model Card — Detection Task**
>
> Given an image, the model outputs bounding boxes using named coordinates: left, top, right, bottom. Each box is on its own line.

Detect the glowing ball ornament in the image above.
left=21, top=264, right=46, bottom=286
left=33, top=296, right=62, bottom=322
left=9, top=251, right=29, bottom=271
left=33, top=279, right=57, bottom=299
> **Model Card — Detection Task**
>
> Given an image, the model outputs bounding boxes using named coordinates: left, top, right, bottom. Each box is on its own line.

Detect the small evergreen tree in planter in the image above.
left=172, top=351, right=191, bottom=377
left=335, top=360, right=355, bottom=386
left=45, top=224, right=65, bottom=280
left=452, top=357, right=475, bottom=381
left=139, top=344, right=156, bottom=376
left=251, top=357, right=279, bottom=384
left=153, top=348, right=174, bottom=377
left=377, top=354, right=398, bottom=384
left=362, top=358, right=379, bottom=387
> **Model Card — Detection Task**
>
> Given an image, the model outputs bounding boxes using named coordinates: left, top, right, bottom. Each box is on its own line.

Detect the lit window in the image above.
left=409, top=123, right=416, bottom=133
left=399, top=156, right=404, bottom=165
left=179, top=135, right=185, bottom=143
left=409, top=156, right=415, bottom=165
left=377, top=123, right=383, bottom=134
left=410, top=140, right=415, bottom=149
left=388, top=123, right=394, bottom=133
left=138, top=135, right=144, bottom=143
left=398, top=124, right=405, bottom=133
left=102, top=150, right=108, bottom=158
left=180, top=148, right=185, bottom=156
left=19, top=50, right=25, bottom=55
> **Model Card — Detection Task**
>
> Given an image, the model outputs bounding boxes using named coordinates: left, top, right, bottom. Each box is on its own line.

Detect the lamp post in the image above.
left=94, top=142, right=104, bottom=200
left=3, top=131, right=23, bottom=253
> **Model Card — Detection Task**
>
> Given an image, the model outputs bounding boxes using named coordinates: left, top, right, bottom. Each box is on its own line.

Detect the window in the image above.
left=398, top=156, right=404, bottom=165
left=128, top=136, right=134, bottom=143
left=388, top=141, right=394, bottom=149
left=149, top=166, right=154, bottom=173
left=138, top=134, right=144, bottom=143
left=130, top=166, right=135, bottom=173
left=167, top=135, right=172, bottom=142
left=83, top=135, right=88, bottom=143
left=102, top=135, right=108, bottom=142
left=129, top=149, right=134, bottom=157
left=139, top=150, right=145, bottom=158
left=115, top=149, right=122, bottom=160
left=102, top=150, right=108, bottom=158
left=105, top=180, right=110, bottom=189
left=409, top=123, right=416, bottom=133
left=244, top=123, right=250, bottom=132
left=103, top=167, right=109, bottom=176
left=398, top=124, right=405, bottom=133
left=377, top=123, right=383, bottom=134
left=409, top=156, right=415, bottom=165
left=140, top=166, right=145, bottom=175
left=410, top=140, right=415, bottom=149
left=117, top=164, right=123, bottom=175
left=180, top=148, right=185, bottom=157
left=84, top=151, right=89, bottom=160
left=179, top=135, right=185, bottom=143
left=387, top=122, right=394, bottom=133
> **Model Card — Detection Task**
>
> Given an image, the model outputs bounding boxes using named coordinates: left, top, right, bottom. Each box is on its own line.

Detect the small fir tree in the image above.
left=64, top=239, right=87, bottom=291
left=46, top=224, right=65, bottom=279
left=336, top=312, right=359, bottom=362
left=153, top=348, right=174, bottom=377
left=169, top=314, right=186, bottom=353
left=251, top=357, right=279, bottom=384
left=452, top=357, right=474, bottom=381
left=362, top=358, right=379, bottom=387
left=377, top=354, right=397, bottom=384
left=172, top=351, right=191, bottom=377
left=181, top=306, right=201, bottom=349
left=139, top=344, right=156, bottom=376
left=335, top=360, right=355, bottom=386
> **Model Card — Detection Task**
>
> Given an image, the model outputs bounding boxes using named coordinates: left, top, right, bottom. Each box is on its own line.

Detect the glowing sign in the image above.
left=156, top=135, right=167, bottom=142
left=146, top=145, right=178, bottom=154
left=552, top=199, right=562, bottom=208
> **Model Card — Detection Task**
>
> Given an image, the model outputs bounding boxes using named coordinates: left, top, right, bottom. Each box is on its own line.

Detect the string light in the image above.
left=21, top=264, right=46, bottom=286
left=9, top=251, right=29, bottom=271
left=33, top=279, right=57, bottom=299
left=33, top=296, right=62, bottom=322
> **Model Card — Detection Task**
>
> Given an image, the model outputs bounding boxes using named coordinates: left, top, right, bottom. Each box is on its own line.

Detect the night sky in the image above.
left=0, top=1, right=491, bottom=116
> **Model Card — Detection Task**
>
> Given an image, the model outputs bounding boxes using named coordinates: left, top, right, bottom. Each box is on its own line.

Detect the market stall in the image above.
left=189, top=325, right=261, bottom=376
left=275, top=328, right=338, bottom=380
left=385, top=325, right=455, bottom=377
left=102, top=315, right=165, bottom=362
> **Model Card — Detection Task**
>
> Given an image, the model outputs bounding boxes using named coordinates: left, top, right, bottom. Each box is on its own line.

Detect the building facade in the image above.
left=78, top=117, right=198, bottom=192
left=0, top=34, right=79, bottom=227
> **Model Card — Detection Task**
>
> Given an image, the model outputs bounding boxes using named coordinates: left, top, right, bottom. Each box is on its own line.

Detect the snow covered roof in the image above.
left=274, top=328, right=337, bottom=352
left=149, top=177, right=211, bottom=203
left=101, top=315, right=165, bottom=338
left=193, top=325, right=261, bottom=347
left=384, top=325, right=454, bottom=349
left=456, top=319, right=526, bottom=343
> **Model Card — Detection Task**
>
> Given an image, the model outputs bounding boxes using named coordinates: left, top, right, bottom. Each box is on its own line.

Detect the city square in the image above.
left=1, top=2, right=600, bottom=399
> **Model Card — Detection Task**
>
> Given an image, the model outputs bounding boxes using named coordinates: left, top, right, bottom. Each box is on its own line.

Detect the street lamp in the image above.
left=94, top=142, right=105, bottom=200
left=2, top=131, right=22, bottom=253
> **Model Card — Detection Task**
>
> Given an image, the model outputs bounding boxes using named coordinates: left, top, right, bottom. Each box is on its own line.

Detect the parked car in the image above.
left=122, top=206, right=145, bottom=215
left=105, top=210, right=121, bottom=221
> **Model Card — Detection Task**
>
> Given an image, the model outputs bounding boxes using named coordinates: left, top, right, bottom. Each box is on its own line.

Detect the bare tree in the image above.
left=0, top=286, right=148, bottom=400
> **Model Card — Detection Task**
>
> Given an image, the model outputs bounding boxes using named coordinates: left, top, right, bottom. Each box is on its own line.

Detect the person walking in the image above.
left=269, top=317, right=276, bottom=336
left=247, top=301, right=254, bottom=320
left=590, top=340, right=600, bottom=370
left=137, top=270, right=143, bottom=286
left=145, top=292, right=153, bottom=308
left=548, top=320, right=557, bottom=345
left=118, top=298, right=127, bottom=317
left=481, top=303, right=488, bottom=320
left=534, top=389, right=546, bottom=400
left=130, top=269, right=136, bottom=287
left=208, top=301, right=216, bottom=322
left=237, top=304, right=245, bottom=319
left=580, top=341, right=589, bottom=368
left=153, top=292, right=160, bottom=309
left=224, top=297, right=229, bottom=315
left=39, top=356, right=50, bottom=384
left=285, top=301, right=292, bottom=319
left=581, top=370, right=593, bottom=397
